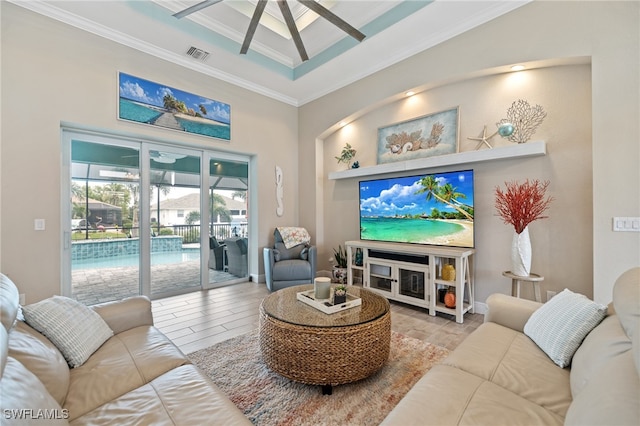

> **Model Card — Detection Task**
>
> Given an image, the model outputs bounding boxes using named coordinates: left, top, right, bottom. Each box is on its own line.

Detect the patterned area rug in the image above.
left=188, top=330, right=449, bottom=425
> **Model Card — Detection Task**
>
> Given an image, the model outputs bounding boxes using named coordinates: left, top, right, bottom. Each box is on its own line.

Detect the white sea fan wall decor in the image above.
left=497, top=99, right=547, bottom=143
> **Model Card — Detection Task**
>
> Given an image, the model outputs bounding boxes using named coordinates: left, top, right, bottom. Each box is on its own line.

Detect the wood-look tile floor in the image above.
left=152, top=281, right=484, bottom=355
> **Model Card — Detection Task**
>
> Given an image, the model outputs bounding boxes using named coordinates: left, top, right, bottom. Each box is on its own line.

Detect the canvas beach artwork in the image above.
left=377, top=107, right=459, bottom=164
left=118, top=72, right=231, bottom=141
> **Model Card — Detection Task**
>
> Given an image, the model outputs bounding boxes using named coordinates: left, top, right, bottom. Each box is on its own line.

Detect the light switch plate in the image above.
left=34, top=219, right=45, bottom=231
left=613, top=217, right=640, bottom=232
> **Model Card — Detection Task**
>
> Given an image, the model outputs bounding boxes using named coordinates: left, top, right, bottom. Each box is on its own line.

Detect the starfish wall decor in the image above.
left=468, top=123, right=515, bottom=150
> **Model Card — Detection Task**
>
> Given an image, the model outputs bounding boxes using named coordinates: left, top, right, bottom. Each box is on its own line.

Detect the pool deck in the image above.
left=72, top=261, right=240, bottom=305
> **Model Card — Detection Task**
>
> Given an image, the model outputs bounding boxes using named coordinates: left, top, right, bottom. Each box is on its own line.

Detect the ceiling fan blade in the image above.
left=298, top=0, right=366, bottom=42
left=240, top=0, right=268, bottom=54
left=278, top=0, right=309, bottom=62
left=173, top=0, right=223, bottom=19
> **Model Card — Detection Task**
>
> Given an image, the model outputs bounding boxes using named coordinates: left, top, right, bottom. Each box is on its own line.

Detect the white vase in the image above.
left=511, top=226, right=532, bottom=277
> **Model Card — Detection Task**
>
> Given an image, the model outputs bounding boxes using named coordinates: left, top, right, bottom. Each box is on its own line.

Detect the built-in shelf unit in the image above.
left=345, top=241, right=475, bottom=323
left=328, top=140, right=546, bottom=180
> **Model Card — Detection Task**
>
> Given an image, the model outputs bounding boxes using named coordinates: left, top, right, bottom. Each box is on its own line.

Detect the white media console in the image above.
left=345, top=240, right=475, bottom=323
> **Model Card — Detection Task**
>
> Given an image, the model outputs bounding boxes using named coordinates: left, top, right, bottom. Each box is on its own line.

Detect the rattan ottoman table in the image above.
left=259, top=284, right=391, bottom=394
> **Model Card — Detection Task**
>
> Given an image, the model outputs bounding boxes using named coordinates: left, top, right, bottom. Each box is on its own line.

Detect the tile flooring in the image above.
left=152, top=281, right=484, bottom=355
left=72, top=262, right=241, bottom=305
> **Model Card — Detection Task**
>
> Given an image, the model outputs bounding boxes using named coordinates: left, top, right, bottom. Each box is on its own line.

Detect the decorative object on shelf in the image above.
left=444, top=288, right=456, bottom=308
left=275, top=165, right=284, bottom=217
left=468, top=122, right=515, bottom=150
left=328, top=141, right=547, bottom=181
left=333, top=285, right=348, bottom=304
left=355, top=248, right=363, bottom=266
left=442, top=263, right=456, bottom=281
left=438, top=288, right=447, bottom=304
left=497, top=99, right=547, bottom=144
left=377, top=107, right=459, bottom=164
left=495, top=179, right=554, bottom=277
left=331, top=245, right=348, bottom=284
left=335, top=143, right=357, bottom=169
left=351, top=160, right=360, bottom=169
left=314, top=277, right=331, bottom=300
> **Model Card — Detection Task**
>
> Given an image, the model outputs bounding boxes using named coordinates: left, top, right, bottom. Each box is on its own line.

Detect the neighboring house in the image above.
left=151, top=193, right=247, bottom=226
left=72, top=197, right=122, bottom=227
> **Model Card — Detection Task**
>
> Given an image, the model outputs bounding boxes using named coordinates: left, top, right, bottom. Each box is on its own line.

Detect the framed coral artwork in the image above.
left=377, top=107, right=459, bottom=164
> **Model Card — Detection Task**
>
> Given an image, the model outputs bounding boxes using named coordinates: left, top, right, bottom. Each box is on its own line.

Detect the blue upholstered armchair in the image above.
left=263, top=228, right=317, bottom=292
left=208, top=236, right=225, bottom=271
left=224, top=237, right=248, bottom=277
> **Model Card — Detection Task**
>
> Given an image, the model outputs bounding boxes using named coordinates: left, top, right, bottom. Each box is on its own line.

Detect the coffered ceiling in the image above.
left=9, top=0, right=529, bottom=105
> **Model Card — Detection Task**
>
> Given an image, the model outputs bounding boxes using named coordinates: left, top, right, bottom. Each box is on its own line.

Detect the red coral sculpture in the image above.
left=495, top=179, right=553, bottom=234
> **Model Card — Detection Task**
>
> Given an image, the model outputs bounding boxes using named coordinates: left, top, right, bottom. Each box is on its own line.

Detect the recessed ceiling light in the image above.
left=511, top=65, right=526, bottom=71
left=405, top=91, right=416, bottom=97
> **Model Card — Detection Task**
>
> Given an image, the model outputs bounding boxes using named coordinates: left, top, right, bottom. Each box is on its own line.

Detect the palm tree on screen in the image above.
left=415, top=176, right=473, bottom=221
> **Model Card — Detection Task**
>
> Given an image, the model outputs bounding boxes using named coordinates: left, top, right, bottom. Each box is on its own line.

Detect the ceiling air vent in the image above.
left=186, top=46, right=210, bottom=61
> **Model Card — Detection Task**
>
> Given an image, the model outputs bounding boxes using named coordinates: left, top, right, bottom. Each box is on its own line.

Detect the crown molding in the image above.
left=8, top=0, right=299, bottom=106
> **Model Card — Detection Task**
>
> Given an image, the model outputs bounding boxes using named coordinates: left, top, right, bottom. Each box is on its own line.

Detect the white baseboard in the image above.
left=474, top=301, right=488, bottom=315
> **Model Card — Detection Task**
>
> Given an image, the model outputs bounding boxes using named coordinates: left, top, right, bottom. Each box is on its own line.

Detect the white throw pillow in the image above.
left=524, top=288, right=607, bottom=368
left=22, top=296, right=113, bottom=368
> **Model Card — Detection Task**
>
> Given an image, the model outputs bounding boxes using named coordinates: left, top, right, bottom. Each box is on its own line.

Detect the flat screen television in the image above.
left=359, top=170, right=474, bottom=248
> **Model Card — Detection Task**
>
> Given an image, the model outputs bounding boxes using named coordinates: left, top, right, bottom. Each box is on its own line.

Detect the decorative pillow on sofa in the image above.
left=8, top=320, right=71, bottom=405
left=22, top=296, right=113, bottom=368
left=524, top=289, right=607, bottom=368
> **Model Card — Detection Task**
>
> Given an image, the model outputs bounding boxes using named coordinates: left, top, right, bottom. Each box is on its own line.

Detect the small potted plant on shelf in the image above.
left=331, top=245, right=348, bottom=284
left=333, top=285, right=348, bottom=304
left=335, top=143, right=357, bottom=169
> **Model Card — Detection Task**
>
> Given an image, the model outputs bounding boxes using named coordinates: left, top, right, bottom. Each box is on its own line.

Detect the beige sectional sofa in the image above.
left=0, top=273, right=251, bottom=425
left=383, top=267, right=640, bottom=425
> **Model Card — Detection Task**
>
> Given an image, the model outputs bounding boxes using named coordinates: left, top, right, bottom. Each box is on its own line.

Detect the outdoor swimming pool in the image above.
left=72, top=249, right=200, bottom=270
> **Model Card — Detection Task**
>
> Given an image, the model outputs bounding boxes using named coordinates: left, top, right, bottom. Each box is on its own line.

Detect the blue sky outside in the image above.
left=360, top=171, right=474, bottom=217
left=119, top=72, right=230, bottom=125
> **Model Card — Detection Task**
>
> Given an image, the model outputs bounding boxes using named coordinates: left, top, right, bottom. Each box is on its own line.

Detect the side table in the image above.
left=502, top=271, right=544, bottom=302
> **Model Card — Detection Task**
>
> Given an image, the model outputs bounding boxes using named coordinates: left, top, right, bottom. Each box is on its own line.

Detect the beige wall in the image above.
left=299, top=1, right=639, bottom=305
left=321, top=65, right=592, bottom=304
left=0, top=3, right=298, bottom=302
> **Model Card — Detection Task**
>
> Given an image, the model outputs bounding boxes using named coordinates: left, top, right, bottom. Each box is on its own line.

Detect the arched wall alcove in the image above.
left=314, top=59, right=593, bottom=308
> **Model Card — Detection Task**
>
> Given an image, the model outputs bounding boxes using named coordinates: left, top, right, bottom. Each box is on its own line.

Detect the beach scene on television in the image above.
left=118, top=72, right=231, bottom=140
left=359, top=170, right=474, bottom=248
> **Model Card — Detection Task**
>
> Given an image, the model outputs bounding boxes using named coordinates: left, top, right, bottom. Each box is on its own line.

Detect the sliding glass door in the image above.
left=67, top=139, right=142, bottom=305
left=205, top=155, right=249, bottom=288
left=148, top=146, right=203, bottom=297
left=62, top=130, right=251, bottom=304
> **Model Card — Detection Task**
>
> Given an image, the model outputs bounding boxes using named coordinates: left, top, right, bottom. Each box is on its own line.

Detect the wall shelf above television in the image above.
left=328, top=140, right=546, bottom=180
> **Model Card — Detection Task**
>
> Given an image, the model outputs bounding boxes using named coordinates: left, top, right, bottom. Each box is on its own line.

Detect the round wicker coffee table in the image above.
left=259, top=284, right=391, bottom=394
